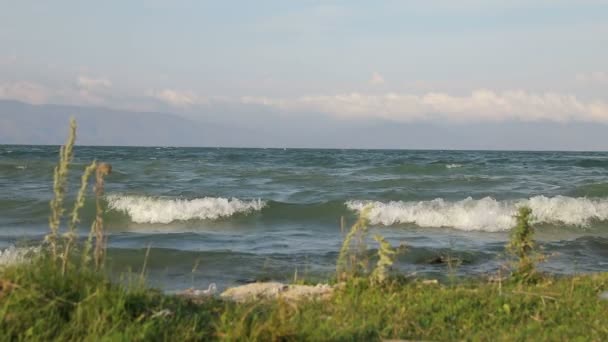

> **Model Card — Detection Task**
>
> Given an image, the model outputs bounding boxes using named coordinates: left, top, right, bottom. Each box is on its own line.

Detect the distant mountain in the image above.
left=2, top=99, right=608, bottom=150
left=0, top=100, right=231, bottom=146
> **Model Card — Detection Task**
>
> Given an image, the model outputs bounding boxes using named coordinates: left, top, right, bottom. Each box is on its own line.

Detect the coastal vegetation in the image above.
left=0, top=120, right=607, bottom=341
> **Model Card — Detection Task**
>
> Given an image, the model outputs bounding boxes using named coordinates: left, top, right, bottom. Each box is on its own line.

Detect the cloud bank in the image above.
left=369, top=72, right=385, bottom=86
left=77, top=76, right=112, bottom=89
left=0, top=81, right=50, bottom=104
left=2, top=78, right=608, bottom=125
left=576, top=71, right=608, bottom=85
left=150, top=89, right=203, bottom=108
left=241, top=90, right=608, bottom=123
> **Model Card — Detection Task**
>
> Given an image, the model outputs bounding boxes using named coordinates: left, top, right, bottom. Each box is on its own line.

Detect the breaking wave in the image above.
left=346, top=196, right=608, bottom=232
left=0, top=246, right=41, bottom=266
left=106, top=195, right=266, bottom=224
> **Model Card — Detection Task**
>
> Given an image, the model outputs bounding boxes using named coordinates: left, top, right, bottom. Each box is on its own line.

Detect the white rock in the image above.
left=220, top=282, right=333, bottom=302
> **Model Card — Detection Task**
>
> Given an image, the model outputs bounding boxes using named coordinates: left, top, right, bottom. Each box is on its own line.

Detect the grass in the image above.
left=1, top=257, right=607, bottom=341
left=0, top=257, right=221, bottom=341
left=1, top=119, right=608, bottom=340
left=215, top=275, right=608, bottom=341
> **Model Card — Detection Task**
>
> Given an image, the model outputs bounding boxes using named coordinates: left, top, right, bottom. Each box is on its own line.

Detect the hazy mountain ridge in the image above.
left=2, top=100, right=608, bottom=150
left=0, top=100, right=229, bottom=146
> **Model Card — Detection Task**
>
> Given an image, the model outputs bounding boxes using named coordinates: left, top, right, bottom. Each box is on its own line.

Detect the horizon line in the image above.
left=1, top=143, right=607, bottom=154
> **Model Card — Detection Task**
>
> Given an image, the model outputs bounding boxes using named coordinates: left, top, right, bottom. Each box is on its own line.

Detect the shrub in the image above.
left=507, top=206, right=539, bottom=283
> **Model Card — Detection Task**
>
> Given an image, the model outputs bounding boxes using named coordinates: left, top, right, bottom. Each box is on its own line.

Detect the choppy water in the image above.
left=2, top=145, right=608, bottom=291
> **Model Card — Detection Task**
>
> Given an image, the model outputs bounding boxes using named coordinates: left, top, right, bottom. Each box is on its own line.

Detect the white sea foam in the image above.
left=346, top=196, right=608, bottom=231
left=106, top=195, right=266, bottom=224
left=446, top=164, right=462, bottom=169
left=0, top=246, right=40, bottom=266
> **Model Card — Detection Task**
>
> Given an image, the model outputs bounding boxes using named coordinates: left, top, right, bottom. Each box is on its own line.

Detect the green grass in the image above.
left=1, top=259, right=607, bottom=341
left=218, top=275, right=608, bottom=341
left=0, top=256, right=221, bottom=341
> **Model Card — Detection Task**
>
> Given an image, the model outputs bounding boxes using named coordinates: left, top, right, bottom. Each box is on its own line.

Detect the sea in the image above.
left=2, top=145, right=608, bottom=291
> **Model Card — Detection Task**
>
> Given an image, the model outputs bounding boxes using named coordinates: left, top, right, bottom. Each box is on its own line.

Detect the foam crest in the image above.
left=446, top=164, right=462, bottom=169
left=107, top=195, right=266, bottom=224
left=0, top=246, right=40, bottom=266
left=346, top=196, right=608, bottom=231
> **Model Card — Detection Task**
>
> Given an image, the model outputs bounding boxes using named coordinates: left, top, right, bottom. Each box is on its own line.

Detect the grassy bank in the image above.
left=0, top=257, right=220, bottom=341
left=219, top=274, right=608, bottom=341
left=1, top=120, right=607, bottom=340
left=1, top=258, right=607, bottom=341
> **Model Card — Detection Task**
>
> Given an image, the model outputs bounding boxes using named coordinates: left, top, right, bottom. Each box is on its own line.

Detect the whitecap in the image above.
left=446, top=164, right=462, bottom=169
left=106, top=194, right=266, bottom=224
left=0, top=246, right=40, bottom=266
left=346, top=195, right=608, bottom=231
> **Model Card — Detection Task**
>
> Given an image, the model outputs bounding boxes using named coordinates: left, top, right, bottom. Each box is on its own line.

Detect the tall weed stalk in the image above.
left=336, top=209, right=370, bottom=280
left=61, top=161, right=97, bottom=274
left=82, top=162, right=111, bottom=269
left=47, top=118, right=76, bottom=260
left=45, top=118, right=111, bottom=272
left=337, top=208, right=397, bottom=284
left=369, top=234, right=396, bottom=285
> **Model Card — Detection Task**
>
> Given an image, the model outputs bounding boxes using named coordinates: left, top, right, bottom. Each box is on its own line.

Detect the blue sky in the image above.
left=1, top=1, right=608, bottom=148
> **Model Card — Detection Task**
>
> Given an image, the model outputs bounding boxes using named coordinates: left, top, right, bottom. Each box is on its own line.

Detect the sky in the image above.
left=1, top=1, right=608, bottom=149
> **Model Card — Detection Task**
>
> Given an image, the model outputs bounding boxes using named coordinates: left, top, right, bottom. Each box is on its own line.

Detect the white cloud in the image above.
left=77, top=76, right=112, bottom=89
left=369, top=72, right=385, bottom=86
left=241, top=90, right=608, bottom=123
left=0, top=77, right=113, bottom=107
left=0, top=79, right=202, bottom=110
left=0, top=81, right=50, bottom=104
left=73, top=76, right=113, bottom=106
left=0, top=55, right=17, bottom=66
left=389, top=0, right=608, bottom=12
left=3, top=79, right=608, bottom=125
left=150, top=89, right=202, bottom=108
left=576, top=71, right=608, bottom=85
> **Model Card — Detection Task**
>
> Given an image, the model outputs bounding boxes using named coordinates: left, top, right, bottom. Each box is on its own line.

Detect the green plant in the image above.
left=507, top=206, right=538, bottom=283
left=92, top=162, right=111, bottom=269
left=80, top=163, right=105, bottom=269
left=369, top=234, right=396, bottom=285
left=44, top=118, right=111, bottom=272
left=62, top=161, right=97, bottom=274
left=47, top=118, right=77, bottom=260
left=336, top=208, right=371, bottom=280
left=337, top=209, right=398, bottom=286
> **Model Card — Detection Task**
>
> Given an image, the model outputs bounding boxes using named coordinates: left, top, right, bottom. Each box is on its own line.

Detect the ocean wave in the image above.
left=106, top=195, right=266, bottom=224
left=346, top=196, right=608, bottom=231
left=0, top=246, right=41, bottom=266
left=446, top=164, right=463, bottom=169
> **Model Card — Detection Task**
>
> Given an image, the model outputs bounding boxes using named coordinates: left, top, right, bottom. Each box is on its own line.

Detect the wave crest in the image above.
left=0, top=246, right=40, bottom=266
left=107, top=195, right=266, bottom=224
left=346, top=196, right=608, bottom=231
